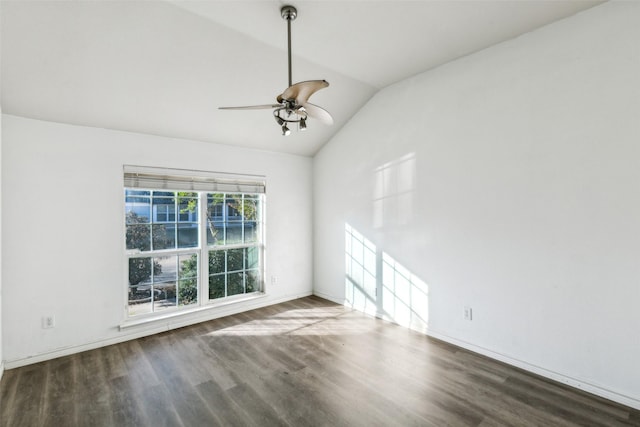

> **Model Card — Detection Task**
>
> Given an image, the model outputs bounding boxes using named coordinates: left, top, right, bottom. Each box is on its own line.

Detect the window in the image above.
left=207, top=193, right=261, bottom=300
left=124, top=167, right=265, bottom=318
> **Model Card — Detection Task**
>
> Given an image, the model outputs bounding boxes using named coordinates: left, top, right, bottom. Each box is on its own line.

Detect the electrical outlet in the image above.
left=42, top=315, right=56, bottom=329
left=464, top=307, right=473, bottom=321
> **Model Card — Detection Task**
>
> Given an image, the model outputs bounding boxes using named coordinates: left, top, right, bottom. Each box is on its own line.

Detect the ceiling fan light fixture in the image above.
left=299, top=117, right=307, bottom=131
left=282, top=124, right=291, bottom=136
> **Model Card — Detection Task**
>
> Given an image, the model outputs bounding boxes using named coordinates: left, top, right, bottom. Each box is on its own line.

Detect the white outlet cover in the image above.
left=42, top=316, right=55, bottom=329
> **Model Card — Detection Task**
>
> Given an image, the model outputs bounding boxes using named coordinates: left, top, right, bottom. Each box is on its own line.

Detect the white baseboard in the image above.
left=313, top=291, right=640, bottom=411
left=0, top=361, right=4, bottom=382
left=4, top=291, right=312, bottom=370
left=311, top=290, right=344, bottom=305
left=425, top=330, right=640, bottom=411
left=6, top=290, right=638, bottom=411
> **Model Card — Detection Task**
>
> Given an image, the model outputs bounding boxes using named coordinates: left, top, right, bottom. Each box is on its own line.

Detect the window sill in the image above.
left=119, top=292, right=268, bottom=330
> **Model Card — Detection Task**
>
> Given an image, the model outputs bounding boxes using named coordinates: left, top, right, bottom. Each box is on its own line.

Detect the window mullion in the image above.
left=175, top=255, right=180, bottom=306
left=173, top=194, right=178, bottom=250
left=241, top=194, right=245, bottom=244
left=243, top=247, right=247, bottom=294
left=224, top=250, right=228, bottom=298
left=199, top=192, right=208, bottom=305
left=150, top=255, right=155, bottom=313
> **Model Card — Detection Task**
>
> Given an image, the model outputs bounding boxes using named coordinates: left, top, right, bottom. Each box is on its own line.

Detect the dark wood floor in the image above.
left=1, top=296, right=639, bottom=427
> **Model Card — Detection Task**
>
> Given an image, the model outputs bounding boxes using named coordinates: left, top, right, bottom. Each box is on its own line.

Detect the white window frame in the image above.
left=123, top=166, right=266, bottom=321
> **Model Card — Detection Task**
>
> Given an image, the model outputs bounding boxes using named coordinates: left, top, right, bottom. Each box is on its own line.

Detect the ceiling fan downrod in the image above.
left=281, top=5, right=297, bottom=88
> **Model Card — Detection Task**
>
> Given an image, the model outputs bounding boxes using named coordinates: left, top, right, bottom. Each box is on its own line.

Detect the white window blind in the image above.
left=123, top=165, right=266, bottom=194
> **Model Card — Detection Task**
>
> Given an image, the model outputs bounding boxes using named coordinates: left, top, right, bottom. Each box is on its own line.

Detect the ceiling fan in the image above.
left=219, top=5, right=333, bottom=136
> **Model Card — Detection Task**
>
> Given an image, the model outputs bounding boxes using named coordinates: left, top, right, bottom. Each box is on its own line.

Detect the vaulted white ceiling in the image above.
left=1, top=0, right=603, bottom=156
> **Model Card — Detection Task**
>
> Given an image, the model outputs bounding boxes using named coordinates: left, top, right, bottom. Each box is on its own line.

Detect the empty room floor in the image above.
left=1, top=296, right=638, bottom=426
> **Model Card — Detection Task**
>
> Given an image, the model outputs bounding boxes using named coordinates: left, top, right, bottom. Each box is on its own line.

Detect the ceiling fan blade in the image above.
left=277, top=80, right=329, bottom=104
left=219, top=104, right=280, bottom=110
left=300, top=102, right=333, bottom=126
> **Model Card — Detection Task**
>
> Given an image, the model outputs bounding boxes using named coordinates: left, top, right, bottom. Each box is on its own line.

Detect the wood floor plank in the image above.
left=42, top=356, right=78, bottom=427
left=2, top=296, right=639, bottom=427
left=136, top=384, right=185, bottom=427
left=73, top=350, right=114, bottom=427
left=196, top=379, right=255, bottom=426
left=117, top=338, right=162, bottom=393
left=108, top=375, right=147, bottom=427
left=0, top=369, right=19, bottom=426
left=2, top=365, right=47, bottom=427
left=140, top=333, right=223, bottom=426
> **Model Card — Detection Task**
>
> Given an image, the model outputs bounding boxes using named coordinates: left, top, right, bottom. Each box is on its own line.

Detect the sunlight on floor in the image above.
left=203, top=307, right=378, bottom=337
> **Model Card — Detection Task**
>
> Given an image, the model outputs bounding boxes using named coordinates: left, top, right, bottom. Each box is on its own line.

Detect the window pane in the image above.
left=207, top=193, right=225, bottom=246
left=126, top=189, right=150, bottom=197
left=128, top=256, right=154, bottom=315
left=128, top=284, right=152, bottom=316
left=125, top=193, right=151, bottom=223
left=152, top=224, right=174, bottom=250
left=244, top=221, right=257, bottom=243
left=209, top=250, right=226, bottom=274
left=152, top=196, right=174, bottom=223
left=178, top=191, right=197, bottom=198
left=129, top=257, right=153, bottom=285
left=178, top=193, right=198, bottom=221
left=246, top=270, right=259, bottom=293
left=227, top=272, right=244, bottom=296
left=154, top=283, right=177, bottom=312
left=241, top=197, right=258, bottom=220
left=177, top=223, right=198, bottom=248
left=226, top=224, right=242, bottom=245
left=209, top=274, right=225, bottom=299
left=206, top=219, right=223, bottom=245
left=177, top=254, right=198, bottom=306
left=179, top=254, right=198, bottom=279
left=227, top=248, right=244, bottom=272
left=247, top=247, right=259, bottom=269
left=126, top=224, right=151, bottom=251
left=207, top=194, right=224, bottom=216
left=178, top=279, right=198, bottom=306
left=154, top=256, right=177, bottom=283
left=226, top=195, right=242, bottom=218
left=154, top=191, right=174, bottom=197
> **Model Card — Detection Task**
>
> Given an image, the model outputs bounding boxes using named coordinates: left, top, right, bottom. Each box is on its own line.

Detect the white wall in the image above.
left=313, top=1, right=640, bottom=409
left=0, top=0, right=4, bottom=375
left=1, top=114, right=313, bottom=366
left=0, top=79, right=3, bottom=380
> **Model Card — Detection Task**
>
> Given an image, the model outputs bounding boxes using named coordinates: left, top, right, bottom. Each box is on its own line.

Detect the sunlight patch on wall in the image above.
left=345, top=223, right=429, bottom=333
left=373, top=153, right=416, bottom=228
left=382, top=253, right=429, bottom=333
left=345, top=223, right=377, bottom=315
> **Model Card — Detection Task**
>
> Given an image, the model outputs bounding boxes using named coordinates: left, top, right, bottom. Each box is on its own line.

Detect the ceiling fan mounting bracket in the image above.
left=281, top=5, right=297, bottom=21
